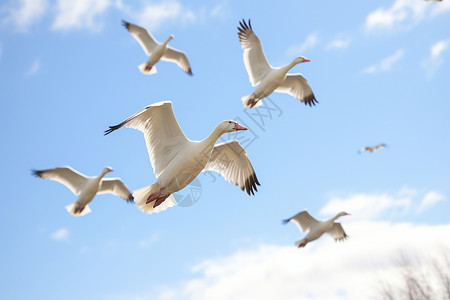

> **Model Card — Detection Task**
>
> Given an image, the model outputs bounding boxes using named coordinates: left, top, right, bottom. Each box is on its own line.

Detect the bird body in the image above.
left=283, top=211, right=349, bottom=248
left=238, top=19, right=317, bottom=108
left=122, top=20, right=192, bottom=75
left=32, top=166, right=133, bottom=216
left=359, top=143, right=387, bottom=153
left=105, top=101, right=259, bottom=214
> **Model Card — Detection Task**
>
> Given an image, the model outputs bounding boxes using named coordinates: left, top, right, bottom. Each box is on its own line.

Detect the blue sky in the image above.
left=1, top=0, right=450, bottom=299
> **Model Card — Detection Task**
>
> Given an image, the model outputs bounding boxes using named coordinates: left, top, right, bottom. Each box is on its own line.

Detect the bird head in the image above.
left=103, top=166, right=114, bottom=173
left=219, top=120, right=248, bottom=133
left=295, top=56, right=310, bottom=64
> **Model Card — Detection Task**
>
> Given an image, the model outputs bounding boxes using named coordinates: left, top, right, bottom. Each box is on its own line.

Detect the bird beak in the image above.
left=303, top=58, right=310, bottom=62
left=346, top=213, right=351, bottom=215
left=234, top=123, right=248, bottom=131
left=109, top=168, right=114, bottom=172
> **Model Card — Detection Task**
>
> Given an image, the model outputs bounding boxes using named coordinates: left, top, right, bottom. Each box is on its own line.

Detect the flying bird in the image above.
left=122, top=20, right=192, bottom=75
left=359, top=143, right=387, bottom=154
left=32, top=166, right=133, bottom=216
left=105, top=101, right=260, bottom=214
left=283, top=211, right=349, bottom=248
left=237, top=19, right=317, bottom=109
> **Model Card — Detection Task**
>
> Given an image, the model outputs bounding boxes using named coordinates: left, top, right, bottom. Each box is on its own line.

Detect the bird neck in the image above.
left=281, top=59, right=299, bottom=73
left=163, top=37, right=172, bottom=45
left=203, top=125, right=225, bottom=146
left=98, top=170, right=109, bottom=180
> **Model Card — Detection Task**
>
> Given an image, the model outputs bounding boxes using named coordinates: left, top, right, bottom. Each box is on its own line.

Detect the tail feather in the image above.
left=65, top=203, right=91, bottom=217
left=133, top=183, right=178, bottom=214
left=138, top=63, right=157, bottom=75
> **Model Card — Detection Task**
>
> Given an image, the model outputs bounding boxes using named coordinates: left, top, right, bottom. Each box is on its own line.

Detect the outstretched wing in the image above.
left=105, top=101, right=189, bottom=178
left=202, top=140, right=260, bottom=195
left=283, top=211, right=318, bottom=232
left=161, top=46, right=193, bottom=75
left=122, top=20, right=158, bottom=56
left=327, top=223, right=348, bottom=242
left=237, top=19, right=272, bottom=86
left=99, top=178, right=134, bottom=202
left=275, top=74, right=318, bottom=106
left=32, top=166, right=88, bottom=195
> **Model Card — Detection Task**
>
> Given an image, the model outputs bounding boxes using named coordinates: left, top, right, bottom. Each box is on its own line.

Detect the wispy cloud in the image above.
left=26, top=58, right=41, bottom=76
left=326, top=35, right=351, bottom=50
left=52, top=0, right=111, bottom=31
left=363, top=49, right=404, bottom=74
left=137, top=233, right=159, bottom=248
left=1, top=0, right=48, bottom=31
left=365, top=0, right=450, bottom=32
left=286, top=33, right=319, bottom=56
left=51, top=228, right=69, bottom=242
left=418, top=190, right=445, bottom=213
left=422, top=39, right=450, bottom=78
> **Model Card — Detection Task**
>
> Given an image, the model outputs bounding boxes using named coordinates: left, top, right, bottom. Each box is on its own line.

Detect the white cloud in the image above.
left=418, top=191, right=445, bottom=213
left=52, top=0, right=111, bottom=31
left=422, top=39, right=450, bottom=77
left=141, top=221, right=450, bottom=300
left=327, top=35, right=351, bottom=50
left=363, top=49, right=404, bottom=74
left=365, top=0, right=450, bottom=32
left=1, top=0, right=48, bottom=31
left=286, top=33, right=319, bottom=56
left=138, top=233, right=159, bottom=248
left=26, top=58, right=41, bottom=76
left=320, top=192, right=411, bottom=221
left=51, top=228, right=69, bottom=242
left=133, top=1, right=195, bottom=32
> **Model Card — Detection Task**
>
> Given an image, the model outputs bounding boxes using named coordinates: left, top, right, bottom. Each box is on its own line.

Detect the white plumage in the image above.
left=32, top=166, right=133, bottom=216
left=283, top=210, right=349, bottom=248
left=237, top=19, right=317, bottom=108
left=122, top=20, right=192, bottom=75
left=105, top=101, right=260, bottom=214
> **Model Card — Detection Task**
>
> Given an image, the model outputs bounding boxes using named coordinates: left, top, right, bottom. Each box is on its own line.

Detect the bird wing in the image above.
left=32, top=166, right=88, bottom=195
left=161, top=46, right=193, bottom=75
left=284, top=211, right=319, bottom=232
left=122, top=20, right=158, bottom=56
left=327, top=223, right=348, bottom=241
left=202, top=140, right=260, bottom=195
left=105, top=101, right=189, bottom=178
left=99, top=178, right=134, bottom=202
left=275, top=74, right=318, bottom=106
left=237, top=19, right=272, bottom=86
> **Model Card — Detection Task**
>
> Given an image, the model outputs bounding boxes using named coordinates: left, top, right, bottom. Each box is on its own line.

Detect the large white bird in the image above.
left=359, top=143, right=387, bottom=154
left=283, top=211, right=349, bottom=248
left=122, top=20, right=192, bottom=75
left=32, top=166, right=133, bottom=216
left=105, top=101, right=260, bottom=214
left=237, top=19, right=317, bottom=109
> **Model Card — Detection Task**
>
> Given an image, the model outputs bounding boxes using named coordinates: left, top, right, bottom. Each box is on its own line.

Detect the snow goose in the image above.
left=283, top=211, right=349, bottom=248
left=237, top=19, right=317, bottom=108
left=105, top=101, right=260, bottom=214
left=32, top=166, right=133, bottom=216
left=122, top=20, right=192, bottom=75
left=359, top=143, right=387, bottom=154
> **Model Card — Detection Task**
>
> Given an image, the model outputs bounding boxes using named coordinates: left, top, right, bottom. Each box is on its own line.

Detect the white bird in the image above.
left=105, top=101, right=260, bottom=214
left=359, top=143, right=387, bottom=154
left=283, top=211, right=349, bottom=248
left=122, top=20, right=192, bottom=76
left=237, top=19, right=317, bottom=109
left=32, top=166, right=133, bottom=216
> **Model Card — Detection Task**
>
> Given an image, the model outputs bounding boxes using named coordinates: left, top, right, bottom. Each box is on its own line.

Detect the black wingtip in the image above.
left=104, top=125, right=119, bottom=136
left=121, top=20, right=130, bottom=30
left=187, top=68, right=193, bottom=76
left=282, top=218, right=290, bottom=225
left=31, top=169, right=43, bottom=178
left=127, top=194, right=135, bottom=203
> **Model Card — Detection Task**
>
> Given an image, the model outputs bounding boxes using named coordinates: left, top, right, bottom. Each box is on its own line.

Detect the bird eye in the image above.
left=228, top=121, right=232, bottom=124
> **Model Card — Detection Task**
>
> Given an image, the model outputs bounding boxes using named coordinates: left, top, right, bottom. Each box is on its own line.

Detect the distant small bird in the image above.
left=283, top=211, right=349, bottom=248
left=122, top=20, right=192, bottom=75
left=32, top=166, right=133, bottom=216
left=425, top=0, right=442, bottom=2
left=237, top=19, right=317, bottom=109
left=359, top=143, right=387, bottom=154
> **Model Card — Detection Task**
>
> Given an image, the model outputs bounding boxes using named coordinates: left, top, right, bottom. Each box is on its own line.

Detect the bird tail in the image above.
left=138, top=62, right=157, bottom=75
left=241, top=94, right=263, bottom=109
left=133, top=183, right=178, bottom=214
left=295, top=239, right=307, bottom=248
left=65, top=203, right=91, bottom=217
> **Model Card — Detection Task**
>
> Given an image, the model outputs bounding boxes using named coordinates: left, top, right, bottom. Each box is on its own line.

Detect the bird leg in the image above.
left=146, top=187, right=163, bottom=204
left=145, top=64, right=153, bottom=72
left=153, top=194, right=170, bottom=208
left=249, top=98, right=259, bottom=109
